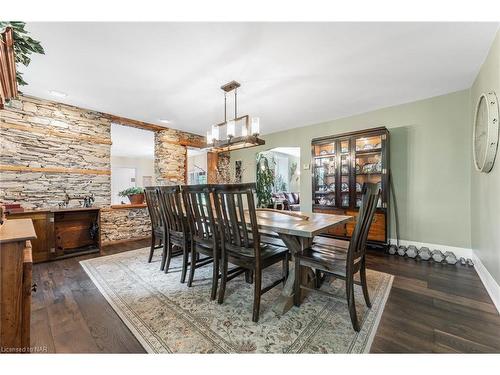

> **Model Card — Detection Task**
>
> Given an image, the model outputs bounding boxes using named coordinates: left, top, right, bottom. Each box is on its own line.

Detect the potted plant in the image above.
left=256, top=153, right=275, bottom=208
left=118, top=187, right=145, bottom=205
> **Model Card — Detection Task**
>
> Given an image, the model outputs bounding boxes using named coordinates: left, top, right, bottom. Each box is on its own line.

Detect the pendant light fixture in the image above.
left=206, top=80, right=265, bottom=152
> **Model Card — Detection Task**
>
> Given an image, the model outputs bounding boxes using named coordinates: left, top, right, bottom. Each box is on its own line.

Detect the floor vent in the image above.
left=387, top=245, right=474, bottom=267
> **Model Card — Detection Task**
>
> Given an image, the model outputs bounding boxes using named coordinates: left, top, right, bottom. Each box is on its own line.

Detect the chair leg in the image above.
left=210, top=251, right=219, bottom=300
left=187, top=242, right=197, bottom=287
left=148, top=232, right=156, bottom=263
left=164, top=239, right=173, bottom=274
left=293, top=256, right=301, bottom=307
left=315, top=269, right=322, bottom=288
left=245, top=270, right=253, bottom=284
left=160, top=233, right=167, bottom=271
left=252, top=268, right=262, bottom=322
left=360, top=261, right=372, bottom=308
left=217, top=252, right=228, bottom=304
left=180, top=240, right=189, bottom=283
left=346, top=276, right=360, bottom=332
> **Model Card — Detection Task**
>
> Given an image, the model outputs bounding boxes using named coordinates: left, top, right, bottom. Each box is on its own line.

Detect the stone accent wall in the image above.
left=100, top=208, right=151, bottom=243
left=0, top=95, right=203, bottom=244
left=0, top=96, right=111, bottom=209
left=216, top=152, right=231, bottom=183
left=154, top=129, right=205, bottom=185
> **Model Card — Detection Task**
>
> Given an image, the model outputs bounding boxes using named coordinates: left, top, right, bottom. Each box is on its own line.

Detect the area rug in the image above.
left=80, top=248, right=393, bottom=353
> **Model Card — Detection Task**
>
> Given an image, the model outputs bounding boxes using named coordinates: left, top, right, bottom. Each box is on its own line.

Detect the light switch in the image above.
left=303, top=164, right=310, bottom=170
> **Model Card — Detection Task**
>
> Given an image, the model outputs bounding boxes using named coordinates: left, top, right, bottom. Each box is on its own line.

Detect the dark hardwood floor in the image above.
left=30, top=239, right=500, bottom=353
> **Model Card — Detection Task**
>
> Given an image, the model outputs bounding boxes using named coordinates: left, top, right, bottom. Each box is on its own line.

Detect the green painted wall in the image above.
left=470, top=30, right=500, bottom=284
left=230, top=90, right=472, bottom=248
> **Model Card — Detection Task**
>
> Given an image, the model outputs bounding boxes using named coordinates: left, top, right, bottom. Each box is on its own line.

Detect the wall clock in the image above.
left=473, top=91, right=499, bottom=173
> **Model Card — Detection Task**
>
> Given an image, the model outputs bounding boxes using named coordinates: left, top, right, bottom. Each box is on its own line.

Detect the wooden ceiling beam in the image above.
left=105, top=114, right=167, bottom=132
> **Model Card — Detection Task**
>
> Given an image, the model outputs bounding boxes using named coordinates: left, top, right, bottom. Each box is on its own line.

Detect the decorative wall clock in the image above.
left=473, top=91, right=499, bottom=173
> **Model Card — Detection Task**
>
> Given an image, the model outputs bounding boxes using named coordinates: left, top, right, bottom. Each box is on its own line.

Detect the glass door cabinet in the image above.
left=311, top=127, right=389, bottom=246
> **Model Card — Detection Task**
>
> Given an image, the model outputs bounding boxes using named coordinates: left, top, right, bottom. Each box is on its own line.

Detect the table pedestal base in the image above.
left=272, top=234, right=315, bottom=315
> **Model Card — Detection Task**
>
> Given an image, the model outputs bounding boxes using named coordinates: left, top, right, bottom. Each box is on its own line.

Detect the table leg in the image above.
left=272, top=234, right=315, bottom=315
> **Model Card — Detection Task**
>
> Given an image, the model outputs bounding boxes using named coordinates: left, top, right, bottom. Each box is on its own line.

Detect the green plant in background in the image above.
left=289, top=161, right=299, bottom=182
left=274, top=174, right=287, bottom=193
left=0, top=21, right=45, bottom=86
left=256, top=153, right=275, bottom=207
left=118, top=187, right=145, bottom=197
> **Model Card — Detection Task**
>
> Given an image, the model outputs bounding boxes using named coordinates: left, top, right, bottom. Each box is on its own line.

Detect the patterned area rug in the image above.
left=80, top=248, right=393, bottom=353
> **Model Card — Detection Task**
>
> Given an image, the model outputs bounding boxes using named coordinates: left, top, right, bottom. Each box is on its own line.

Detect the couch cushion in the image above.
left=292, top=192, right=300, bottom=204
left=285, top=193, right=296, bottom=204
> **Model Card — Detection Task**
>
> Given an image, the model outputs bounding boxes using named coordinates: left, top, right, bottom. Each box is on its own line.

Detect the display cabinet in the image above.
left=311, top=127, right=389, bottom=246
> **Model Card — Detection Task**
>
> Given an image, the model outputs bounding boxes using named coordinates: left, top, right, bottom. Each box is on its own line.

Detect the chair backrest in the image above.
left=347, top=182, right=380, bottom=267
left=144, top=187, right=162, bottom=230
left=157, top=185, right=186, bottom=235
left=181, top=184, right=217, bottom=246
left=212, top=183, right=260, bottom=259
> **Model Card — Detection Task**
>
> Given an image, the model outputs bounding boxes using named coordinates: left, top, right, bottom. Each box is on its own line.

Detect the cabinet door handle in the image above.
left=31, top=283, right=38, bottom=292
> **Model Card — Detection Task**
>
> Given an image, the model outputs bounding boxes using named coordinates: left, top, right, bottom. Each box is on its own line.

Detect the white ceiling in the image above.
left=111, top=123, right=154, bottom=158
left=21, top=22, right=499, bottom=136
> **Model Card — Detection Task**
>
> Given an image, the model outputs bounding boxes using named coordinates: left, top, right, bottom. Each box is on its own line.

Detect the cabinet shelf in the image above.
left=355, top=148, right=382, bottom=155
left=314, top=153, right=336, bottom=158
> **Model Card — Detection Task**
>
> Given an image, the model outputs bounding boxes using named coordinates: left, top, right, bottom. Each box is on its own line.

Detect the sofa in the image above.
left=272, top=192, right=300, bottom=211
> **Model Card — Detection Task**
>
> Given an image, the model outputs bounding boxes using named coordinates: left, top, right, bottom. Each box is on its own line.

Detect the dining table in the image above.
left=251, top=209, right=352, bottom=314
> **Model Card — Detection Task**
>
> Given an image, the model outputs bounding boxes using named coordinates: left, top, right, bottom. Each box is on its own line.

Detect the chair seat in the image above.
left=313, top=236, right=349, bottom=249
left=296, top=246, right=348, bottom=276
left=227, top=243, right=288, bottom=260
left=260, top=235, right=286, bottom=247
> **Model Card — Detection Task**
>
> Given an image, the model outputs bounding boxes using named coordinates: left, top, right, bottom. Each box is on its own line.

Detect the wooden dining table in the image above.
left=251, top=209, right=352, bottom=314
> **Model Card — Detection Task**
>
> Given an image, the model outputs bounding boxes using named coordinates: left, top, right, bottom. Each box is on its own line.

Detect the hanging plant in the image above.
left=256, top=153, right=275, bottom=208
left=0, top=21, right=45, bottom=86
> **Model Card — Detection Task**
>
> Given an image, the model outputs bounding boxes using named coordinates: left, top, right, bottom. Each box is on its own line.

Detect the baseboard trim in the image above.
left=388, top=238, right=473, bottom=259
left=102, top=236, right=152, bottom=246
left=471, top=251, right=500, bottom=315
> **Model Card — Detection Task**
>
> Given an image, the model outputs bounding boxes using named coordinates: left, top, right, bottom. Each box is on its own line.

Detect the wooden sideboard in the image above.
left=0, top=218, right=36, bottom=353
left=7, top=208, right=101, bottom=264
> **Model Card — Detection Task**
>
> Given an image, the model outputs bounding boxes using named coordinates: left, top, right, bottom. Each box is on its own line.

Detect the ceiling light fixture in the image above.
left=159, top=119, right=171, bottom=124
left=206, top=80, right=264, bottom=152
left=48, top=90, right=67, bottom=98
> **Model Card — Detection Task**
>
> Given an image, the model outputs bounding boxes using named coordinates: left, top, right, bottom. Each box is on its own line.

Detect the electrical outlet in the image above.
left=303, top=164, right=310, bottom=170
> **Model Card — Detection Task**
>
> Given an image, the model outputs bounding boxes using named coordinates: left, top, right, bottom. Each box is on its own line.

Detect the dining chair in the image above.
left=213, top=183, right=289, bottom=322
left=157, top=185, right=189, bottom=282
left=144, top=187, right=166, bottom=269
left=181, top=184, right=219, bottom=300
left=293, top=182, right=380, bottom=331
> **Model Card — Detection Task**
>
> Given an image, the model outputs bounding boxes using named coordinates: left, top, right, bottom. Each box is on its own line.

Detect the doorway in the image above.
left=186, top=148, right=208, bottom=185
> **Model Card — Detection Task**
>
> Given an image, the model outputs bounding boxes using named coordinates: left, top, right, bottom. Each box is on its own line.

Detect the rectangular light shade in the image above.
left=211, top=125, right=220, bottom=141
left=241, top=124, right=248, bottom=137
left=227, top=120, right=235, bottom=138
left=251, top=117, right=260, bottom=135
